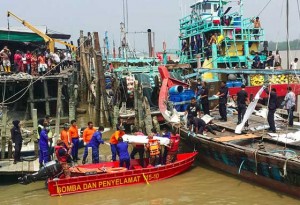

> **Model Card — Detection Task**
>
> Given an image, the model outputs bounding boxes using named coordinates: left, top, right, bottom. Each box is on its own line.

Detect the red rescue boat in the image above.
left=48, top=152, right=197, bottom=196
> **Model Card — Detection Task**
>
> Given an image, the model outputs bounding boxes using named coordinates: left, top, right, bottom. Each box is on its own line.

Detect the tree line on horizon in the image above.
left=268, top=39, right=300, bottom=51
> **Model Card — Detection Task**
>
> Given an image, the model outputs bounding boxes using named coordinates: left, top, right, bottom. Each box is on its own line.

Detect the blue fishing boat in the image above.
left=158, top=0, right=300, bottom=198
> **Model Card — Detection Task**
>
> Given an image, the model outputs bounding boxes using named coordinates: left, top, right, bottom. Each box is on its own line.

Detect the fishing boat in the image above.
left=173, top=0, right=300, bottom=105
left=158, top=64, right=300, bottom=198
left=18, top=152, right=197, bottom=196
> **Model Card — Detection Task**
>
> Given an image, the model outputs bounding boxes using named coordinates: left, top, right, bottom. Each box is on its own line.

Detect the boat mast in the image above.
left=286, top=0, right=290, bottom=70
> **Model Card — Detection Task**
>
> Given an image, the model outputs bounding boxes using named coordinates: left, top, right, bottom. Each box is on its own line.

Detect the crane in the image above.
left=7, top=11, right=77, bottom=52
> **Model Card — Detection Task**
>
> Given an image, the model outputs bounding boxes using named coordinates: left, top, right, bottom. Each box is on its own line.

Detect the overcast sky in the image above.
left=1, top=0, right=299, bottom=52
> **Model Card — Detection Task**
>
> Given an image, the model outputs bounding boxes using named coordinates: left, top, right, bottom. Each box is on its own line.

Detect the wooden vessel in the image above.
left=158, top=65, right=300, bottom=198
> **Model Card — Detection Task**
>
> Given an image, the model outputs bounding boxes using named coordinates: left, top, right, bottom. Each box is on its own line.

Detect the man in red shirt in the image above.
left=25, top=51, right=32, bottom=74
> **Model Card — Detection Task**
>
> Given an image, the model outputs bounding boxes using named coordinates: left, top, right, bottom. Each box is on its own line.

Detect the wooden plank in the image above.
left=214, top=134, right=260, bottom=142
left=0, top=158, right=40, bottom=175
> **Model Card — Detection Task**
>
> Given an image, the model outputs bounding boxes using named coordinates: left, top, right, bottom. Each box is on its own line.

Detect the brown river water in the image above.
left=0, top=106, right=299, bottom=204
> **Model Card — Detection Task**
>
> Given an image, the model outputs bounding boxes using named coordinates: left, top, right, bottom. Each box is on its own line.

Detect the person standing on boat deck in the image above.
left=264, top=87, right=277, bottom=133
left=82, top=122, right=96, bottom=163
left=117, top=137, right=130, bottom=169
left=39, top=124, right=51, bottom=166
left=216, top=81, right=229, bottom=122
left=274, top=50, right=281, bottom=66
left=82, top=126, right=105, bottom=164
left=200, top=81, right=210, bottom=115
left=252, top=53, right=261, bottom=69
left=237, top=84, right=249, bottom=126
left=252, top=17, right=261, bottom=40
left=208, top=33, right=217, bottom=45
left=166, top=131, right=180, bottom=164
left=290, top=58, right=298, bottom=70
left=11, top=120, right=23, bottom=164
left=146, top=134, right=160, bottom=166
left=185, top=97, right=201, bottom=130
left=284, top=87, right=296, bottom=127
left=69, top=120, right=80, bottom=162
left=60, top=123, right=71, bottom=150
left=130, top=128, right=145, bottom=167
left=110, top=126, right=125, bottom=161
left=55, top=140, right=71, bottom=178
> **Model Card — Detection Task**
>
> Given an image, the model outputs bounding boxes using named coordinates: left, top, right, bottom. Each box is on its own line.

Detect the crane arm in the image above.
left=53, top=39, right=77, bottom=51
left=7, top=11, right=55, bottom=52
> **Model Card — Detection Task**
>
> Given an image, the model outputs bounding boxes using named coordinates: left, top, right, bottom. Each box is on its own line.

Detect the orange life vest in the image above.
left=148, top=139, right=160, bottom=156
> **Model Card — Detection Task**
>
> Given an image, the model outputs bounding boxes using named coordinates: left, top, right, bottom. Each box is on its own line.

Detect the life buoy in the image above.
left=106, top=167, right=128, bottom=173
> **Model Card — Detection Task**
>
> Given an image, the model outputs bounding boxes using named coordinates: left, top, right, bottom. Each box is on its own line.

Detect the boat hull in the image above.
left=179, top=130, right=300, bottom=198
left=48, top=152, right=197, bottom=196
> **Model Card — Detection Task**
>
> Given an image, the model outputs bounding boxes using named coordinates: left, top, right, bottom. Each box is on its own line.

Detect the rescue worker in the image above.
left=82, top=121, right=96, bottom=144
left=264, top=87, right=277, bottom=133
left=166, top=131, right=180, bottom=164
left=237, top=85, right=249, bottom=126
left=216, top=81, right=228, bottom=122
left=69, top=120, right=80, bottom=162
left=82, top=126, right=105, bottom=164
left=109, top=126, right=125, bottom=161
left=145, top=134, right=160, bottom=166
left=55, top=140, right=71, bottom=178
left=81, top=121, right=96, bottom=161
left=39, top=124, right=51, bottom=167
left=117, top=137, right=130, bottom=170
left=60, top=123, right=70, bottom=149
left=11, top=120, right=23, bottom=164
left=37, top=118, right=44, bottom=140
left=130, top=128, right=145, bottom=167
left=161, top=127, right=171, bottom=165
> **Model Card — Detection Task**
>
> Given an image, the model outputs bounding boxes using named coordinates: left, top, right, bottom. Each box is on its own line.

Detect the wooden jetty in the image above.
left=0, top=158, right=39, bottom=175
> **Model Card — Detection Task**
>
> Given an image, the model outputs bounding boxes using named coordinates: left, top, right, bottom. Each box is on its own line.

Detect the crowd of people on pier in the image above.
left=187, top=80, right=296, bottom=136
left=0, top=46, right=76, bottom=76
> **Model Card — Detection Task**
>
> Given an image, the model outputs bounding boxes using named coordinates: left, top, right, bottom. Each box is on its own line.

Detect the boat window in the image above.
left=202, top=3, right=211, bottom=13
left=213, top=4, right=218, bottom=12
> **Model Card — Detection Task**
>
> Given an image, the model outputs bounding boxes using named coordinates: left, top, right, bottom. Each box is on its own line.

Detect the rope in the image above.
left=255, top=0, right=273, bottom=18
left=0, top=37, right=90, bottom=105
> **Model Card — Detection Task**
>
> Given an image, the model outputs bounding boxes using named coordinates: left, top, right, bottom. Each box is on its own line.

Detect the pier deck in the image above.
left=0, top=158, right=39, bottom=175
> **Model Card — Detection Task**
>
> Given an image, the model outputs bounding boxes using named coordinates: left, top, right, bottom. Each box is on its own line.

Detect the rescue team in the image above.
left=21, top=116, right=180, bottom=179
left=56, top=173, right=160, bottom=194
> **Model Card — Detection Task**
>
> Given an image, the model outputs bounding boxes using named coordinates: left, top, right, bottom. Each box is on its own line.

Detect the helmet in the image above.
left=119, top=126, right=125, bottom=131
left=63, top=123, right=70, bottom=128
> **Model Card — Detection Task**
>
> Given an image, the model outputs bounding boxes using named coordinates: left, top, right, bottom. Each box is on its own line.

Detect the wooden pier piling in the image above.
left=1, top=106, right=8, bottom=159
left=32, top=109, right=39, bottom=156
left=43, top=80, right=50, bottom=116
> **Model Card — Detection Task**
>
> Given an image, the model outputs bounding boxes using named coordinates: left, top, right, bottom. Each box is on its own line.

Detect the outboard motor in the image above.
left=18, top=160, right=62, bottom=185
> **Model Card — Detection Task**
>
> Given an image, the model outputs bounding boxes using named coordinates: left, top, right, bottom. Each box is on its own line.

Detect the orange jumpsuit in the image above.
left=82, top=127, right=96, bottom=144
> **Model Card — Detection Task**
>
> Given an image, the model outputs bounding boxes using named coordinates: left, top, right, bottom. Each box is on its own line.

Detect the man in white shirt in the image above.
left=284, top=87, right=296, bottom=126
left=290, top=58, right=298, bottom=69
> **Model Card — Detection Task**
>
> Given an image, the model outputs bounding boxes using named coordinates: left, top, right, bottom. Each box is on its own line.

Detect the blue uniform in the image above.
left=117, top=142, right=130, bottom=169
left=83, top=131, right=104, bottom=163
left=39, top=129, right=49, bottom=165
